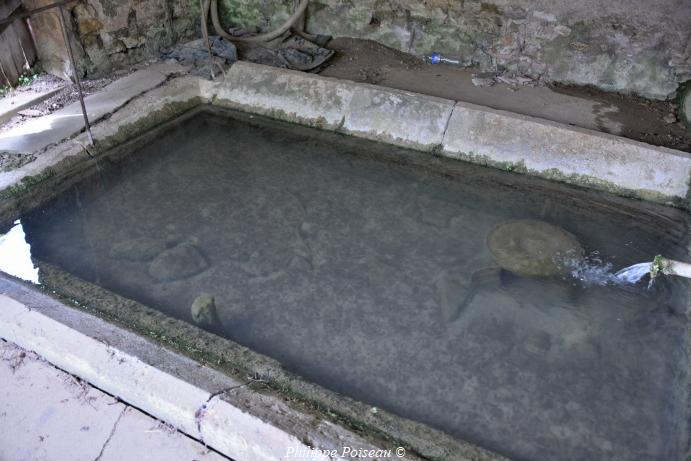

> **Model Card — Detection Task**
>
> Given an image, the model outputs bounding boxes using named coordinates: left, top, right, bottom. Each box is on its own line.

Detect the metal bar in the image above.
left=200, top=0, right=215, bottom=80
left=0, top=0, right=78, bottom=27
left=56, top=3, right=94, bottom=146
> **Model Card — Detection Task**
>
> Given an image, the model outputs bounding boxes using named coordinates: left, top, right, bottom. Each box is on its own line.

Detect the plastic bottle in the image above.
left=427, top=52, right=460, bottom=65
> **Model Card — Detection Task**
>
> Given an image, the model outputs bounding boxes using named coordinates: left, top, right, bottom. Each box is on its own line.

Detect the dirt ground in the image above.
left=319, top=38, right=691, bottom=152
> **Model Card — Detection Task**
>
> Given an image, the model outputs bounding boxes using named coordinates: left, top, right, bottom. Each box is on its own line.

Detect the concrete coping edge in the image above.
left=2, top=60, right=690, bottom=208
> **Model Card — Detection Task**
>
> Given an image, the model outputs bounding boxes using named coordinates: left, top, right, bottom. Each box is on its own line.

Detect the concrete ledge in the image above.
left=3, top=60, right=691, bottom=207
left=0, top=63, right=186, bottom=155
left=0, top=292, right=233, bottom=442
left=213, top=62, right=454, bottom=151
left=210, top=62, right=691, bottom=204
left=342, top=85, right=453, bottom=151
left=442, top=101, right=691, bottom=201
left=212, top=62, right=353, bottom=130
left=0, top=276, right=397, bottom=461
left=0, top=76, right=203, bottom=229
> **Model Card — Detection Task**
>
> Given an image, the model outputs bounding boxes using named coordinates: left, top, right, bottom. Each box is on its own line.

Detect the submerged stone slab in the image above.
left=110, top=237, right=167, bottom=261
left=442, top=101, right=691, bottom=201
left=148, top=242, right=208, bottom=282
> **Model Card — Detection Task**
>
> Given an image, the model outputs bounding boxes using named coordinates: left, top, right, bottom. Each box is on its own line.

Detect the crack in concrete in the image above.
left=193, top=381, right=252, bottom=445
left=62, top=69, right=184, bottom=153
left=440, top=102, right=457, bottom=145
left=94, top=406, right=126, bottom=461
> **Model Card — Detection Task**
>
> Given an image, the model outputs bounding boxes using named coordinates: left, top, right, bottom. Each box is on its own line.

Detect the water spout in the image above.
left=614, top=255, right=691, bottom=285
left=649, top=255, right=691, bottom=279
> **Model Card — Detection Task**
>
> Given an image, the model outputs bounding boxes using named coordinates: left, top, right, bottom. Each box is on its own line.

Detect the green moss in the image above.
left=650, top=255, right=669, bottom=279
left=0, top=169, right=56, bottom=201
left=93, top=97, right=203, bottom=155
left=214, top=0, right=294, bottom=30
left=450, top=150, right=683, bottom=208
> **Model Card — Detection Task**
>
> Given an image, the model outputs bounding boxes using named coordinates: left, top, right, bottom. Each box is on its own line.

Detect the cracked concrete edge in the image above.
left=211, top=61, right=691, bottom=206
left=0, top=258, right=507, bottom=461
left=0, top=276, right=400, bottom=461
left=0, top=76, right=205, bottom=230
left=211, top=61, right=455, bottom=151
left=0, top=65, right=195, bottom=194
left=2, top=60, right=691, bottom=211
left=442, top=100, right=691, bottom=202
left=0, top=290, right=227, bottom=440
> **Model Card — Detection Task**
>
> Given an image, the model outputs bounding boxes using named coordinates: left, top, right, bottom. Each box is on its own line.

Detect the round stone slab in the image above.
left=486, top=219, right=584, bottom=277
left=148, top=242, right=209, bottom=282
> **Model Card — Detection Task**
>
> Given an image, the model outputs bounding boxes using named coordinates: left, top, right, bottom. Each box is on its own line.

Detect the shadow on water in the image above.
left=3, top=110, right=690, bottom=461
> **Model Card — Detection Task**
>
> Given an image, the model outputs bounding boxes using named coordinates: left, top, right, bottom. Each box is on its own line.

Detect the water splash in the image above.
left=614, top=262, right=651, bottom=285
left=561, top=253, right=651, bottom=288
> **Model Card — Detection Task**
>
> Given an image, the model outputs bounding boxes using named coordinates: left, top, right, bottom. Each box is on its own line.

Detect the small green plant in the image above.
left=650, top=255, right=669, bottom=279
left=17, top=74, right=31, bottom=86
left=16, top=64, right=41, bottom=87
left=0, top=85, right=9, bottom=97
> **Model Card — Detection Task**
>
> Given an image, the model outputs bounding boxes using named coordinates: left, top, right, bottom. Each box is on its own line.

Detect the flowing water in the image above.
left=3, top=109, right=690, bottom=461
left=615, top=262, right=655, bottom=285
left=567, top=257, right=653, bottom=287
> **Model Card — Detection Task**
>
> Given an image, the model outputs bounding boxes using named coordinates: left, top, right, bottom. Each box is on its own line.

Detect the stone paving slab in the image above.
left=0, top=86, right=65, bottom=125
left=0, top=62, right=185, bottom=154
left=99, top=407, right=226, bottom=461
left=0, top=339, right=228, bottom=461
left=0, top=340, right=126, bottom=461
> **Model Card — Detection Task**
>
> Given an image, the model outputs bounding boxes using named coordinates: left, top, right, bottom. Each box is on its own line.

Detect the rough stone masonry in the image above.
left=22, top=0, right=691, bottom=100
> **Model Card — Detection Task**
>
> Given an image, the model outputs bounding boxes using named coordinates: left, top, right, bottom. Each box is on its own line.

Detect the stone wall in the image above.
left=23, top=0, right=198, bottom=79
left=25, top=0, right=691, bottom=100
left=303, top=0, right=691, bottom=100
